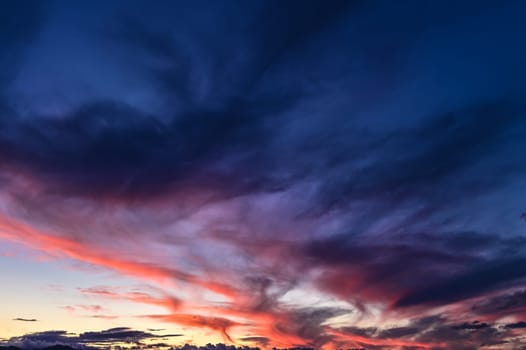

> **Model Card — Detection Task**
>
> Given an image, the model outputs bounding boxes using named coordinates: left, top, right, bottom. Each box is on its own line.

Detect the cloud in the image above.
left=2, top=328, right=182, bottom=350
left=60, top=305, right=107, bottom=314
left=12, top=318, right=37, bottom=322
left=77, top=305, right=105, bottom=313
left=471, top=289, right=526, bottom=316
left=302, top=229, right=526, bottom=311
left=239, top=337, right=270, bottom=347
left=146, top=314, right=239, bottom=343
left=78, top=287, right=183, bottom=311
left=505, top=321, right=526, bottom=329
left=451, top=321, right=490, bottom=330
left=334, top=315, right=525, bottom=350
left=89, top=315, right=119, bottom=320
left=76, top=327, right=182, bottom=343
left=1, top=1, right=526, bottom=349
left=395, top=256, right=526, bottom=308
left=0, top=0, right=43, bottom=91
left=5, top=2, right=523, bottom=206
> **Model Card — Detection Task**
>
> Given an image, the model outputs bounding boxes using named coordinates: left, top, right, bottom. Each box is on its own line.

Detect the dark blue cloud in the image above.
left=505, top=321, right=526, bottom=329
left=337, top=315, right=520, bottom=350
left=395, top=257, right=526, bottom=308
left=0, top=0, right=43, bottom=88
left=1, top=0, right=525, bottom=204
left=304, top=229, right=526, bottom=309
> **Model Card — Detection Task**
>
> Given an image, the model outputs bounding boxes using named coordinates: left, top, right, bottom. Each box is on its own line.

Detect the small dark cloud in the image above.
left=78, top=327, right=182, bottom=343
left=451, top=321, right=490, bottom=330
left=240, top=337, right=270, bottom=347
left=143, top=343, right=171, bottom=349
left=12, top=318, right=37, bottom=322
left=88, top=315, right=119, bottom=320
left=505, top=321, right=526, bottom=329
left=3, top=328, right=182, bottom=350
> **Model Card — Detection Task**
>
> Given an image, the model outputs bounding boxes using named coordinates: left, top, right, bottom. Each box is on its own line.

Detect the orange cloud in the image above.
left=79, top=287, right=182, bottom=311
left=0, top=213, right=237, bottom=300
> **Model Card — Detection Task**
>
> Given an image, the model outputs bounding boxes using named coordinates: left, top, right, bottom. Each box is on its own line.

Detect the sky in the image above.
left=1, top=0, right=526, bottom=349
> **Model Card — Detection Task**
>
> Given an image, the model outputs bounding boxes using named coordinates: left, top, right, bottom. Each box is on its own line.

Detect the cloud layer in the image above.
left=1, top=0, right=526, bottom=349
left=2, top=328, right=181, bottom=350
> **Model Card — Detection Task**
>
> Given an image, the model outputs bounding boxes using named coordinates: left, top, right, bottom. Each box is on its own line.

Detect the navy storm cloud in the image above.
left=1, top=0, right=526, bottom=286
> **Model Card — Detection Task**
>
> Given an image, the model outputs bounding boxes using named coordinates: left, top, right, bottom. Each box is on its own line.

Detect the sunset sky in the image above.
left=1, top=1, right=526, bottom=349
